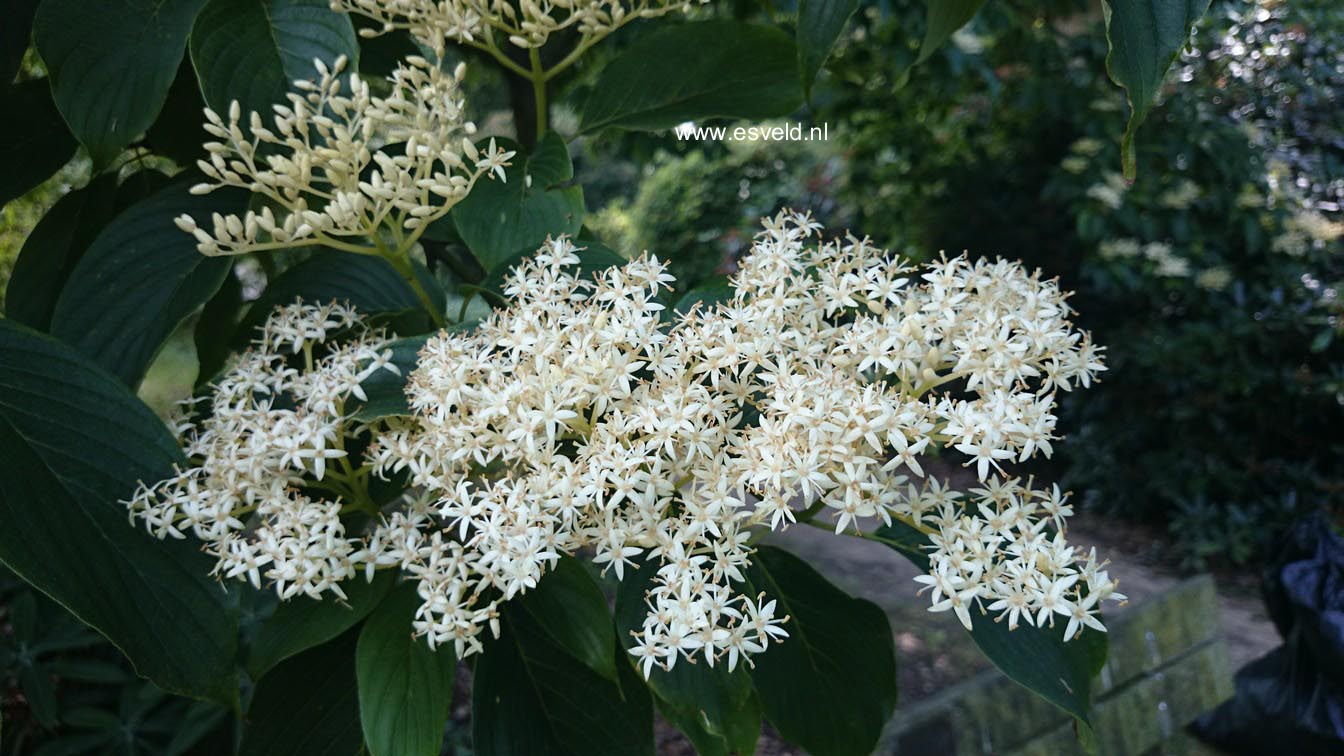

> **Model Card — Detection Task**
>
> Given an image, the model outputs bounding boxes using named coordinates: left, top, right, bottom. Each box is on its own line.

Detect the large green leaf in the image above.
left=0, top=321, right=238, bottom=703
left=190, top=0, right=359, bottom=118
left=34, top=0, right=205, bottom=167
left=145, top=58, right=211, bottom=166
left=472, top=602, right=654, bottom=756
left=194, top=266, right=244, bottom=385
left=796, top=0, right=859, bottom=97
left=0, top=79, right=78, bottom=205
left=240, top=631, right=363, bottom=756
left=246, top=570, right=394, bottom=681
left=657, top=680, right=761, bottom=756
left=7, top=170, right=169, bottom=330
left=48, top=176, right=246, bottom=387
left=356, top=584, right=457, bottom=756
left=238, top=250, right=445, bottom=338
left=916, top=0, right=988, bottom=64
left=115, top=169, right=177, bottom=210
left=5, top=174, right=119, bottom=329
left=743, top=545, right=897, bottom=756
left=580, top=21, right=803, bottom=133
left=1103, top=0, right=1213, bottom=178
left=452, top=134, right=585, bottom=273
left=614, top=560, right=761, bottom=756
left=513, top=556, right=618, bottom=683
left=872, top=520, right=1109, bottom=723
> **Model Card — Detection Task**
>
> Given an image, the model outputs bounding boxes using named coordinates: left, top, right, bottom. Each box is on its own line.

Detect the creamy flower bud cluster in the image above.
left=360, top=211, right=1115, bottom=672
left=124, top=301, right=401, bottom=600
left=334, top=0, right=706, bottom=54
left=176, top=55, right=514, bottom=257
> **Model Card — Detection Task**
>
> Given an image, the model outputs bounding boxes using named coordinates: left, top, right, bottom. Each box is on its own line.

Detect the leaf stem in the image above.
left=529, top=47, right=548, bottom=136
left=376, top=238, right=447, bottom=328
left=475, top=34, right=533, bottom=79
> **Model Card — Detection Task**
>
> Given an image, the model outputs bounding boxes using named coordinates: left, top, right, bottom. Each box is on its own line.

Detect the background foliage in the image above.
left=811, top=0, right=1343, bottom=567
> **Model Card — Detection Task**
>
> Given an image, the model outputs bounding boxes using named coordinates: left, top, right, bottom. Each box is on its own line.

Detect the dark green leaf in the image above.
left=657, top=688, right=761, bottom=756
left=356, top=584, right=456, bottom=756
left=916, top=0, right=987, bottom=64
left=513, top=556, right=618, bottom=682
left=869, top=520, right=930, bottom=566
left=145, top=58, right=210, bottom=166
left=673, top=278, right=737, bottom=316
left=0, top=79, right=77, bottom=205
left=21, top=663, right=59, bottom=727
left=0, top=321, right=238, bottom=702
left=872, top=520, right=1108, bottom=723
left=246, top=570, right=394, bottom=681
left=34, top=0, right=205, bottom=167
left=157, top=698, right=232, bottom=755
left=9, top=590, right=37, bottom=642
left=240, top=631, right=362, bottom=756
left=614, top=560, right=760, bottom=756
left=452, top=134, right=584, bottom=273
left=797, top=0, right=859, bottom=97
left=1103, top=0, right=1212, bottom=178
left=350, top=335, right=427, bottom=421
left=45, top=658, right=129, bottom=685
left=7, top=169, right=169, bottom=330
left=48, top=175, right=246, bottom=387
left=743, top=545, right=896, bottom=756
left=580, top=21, right=803, bottom=133
left=6, top=174, right=119, bottom=329
left=116, top=169, right=177, bottom=211
left=194, top=267, right=244, bottom=385
left=39, top=730, right=120, bottom=755
left=353, top=16, right=418, bottom=81
left=238, top=249, right=445, bottom=338
left=190, top=0, right=359, bottom=118
left=472, top=602, right=653, bottom=756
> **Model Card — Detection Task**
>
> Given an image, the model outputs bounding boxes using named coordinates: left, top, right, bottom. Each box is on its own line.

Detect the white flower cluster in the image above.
left=1194, top=266, right=1234, bottom=291
left=124, top=301, right=400, bottom=600
left=900, top=477, right=1125, bottom=640
left=176, top=55, right=514, bottom=257
left=1085, top=172, right=1129, bottom=210
left=334, top=0, right=706, bottom=55
left=1157, top=179, right=1202, bottom=210
left=1098, top=238, right=1190, bottom=277
left=357, top=210, right=1114, bottom=672
left=125, top=211, right=1118, bottom=673
left=1272, top=208, right=1344, bottom=258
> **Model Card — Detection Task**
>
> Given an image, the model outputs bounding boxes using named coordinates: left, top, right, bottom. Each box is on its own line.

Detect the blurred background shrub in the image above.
left=584, top=139, right=845, bottom=291
left=0, top=567, right=229, bottom=756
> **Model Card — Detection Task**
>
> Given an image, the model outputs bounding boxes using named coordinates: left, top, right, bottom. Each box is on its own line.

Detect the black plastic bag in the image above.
left=1190, top=513, right=1344, bottom=755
